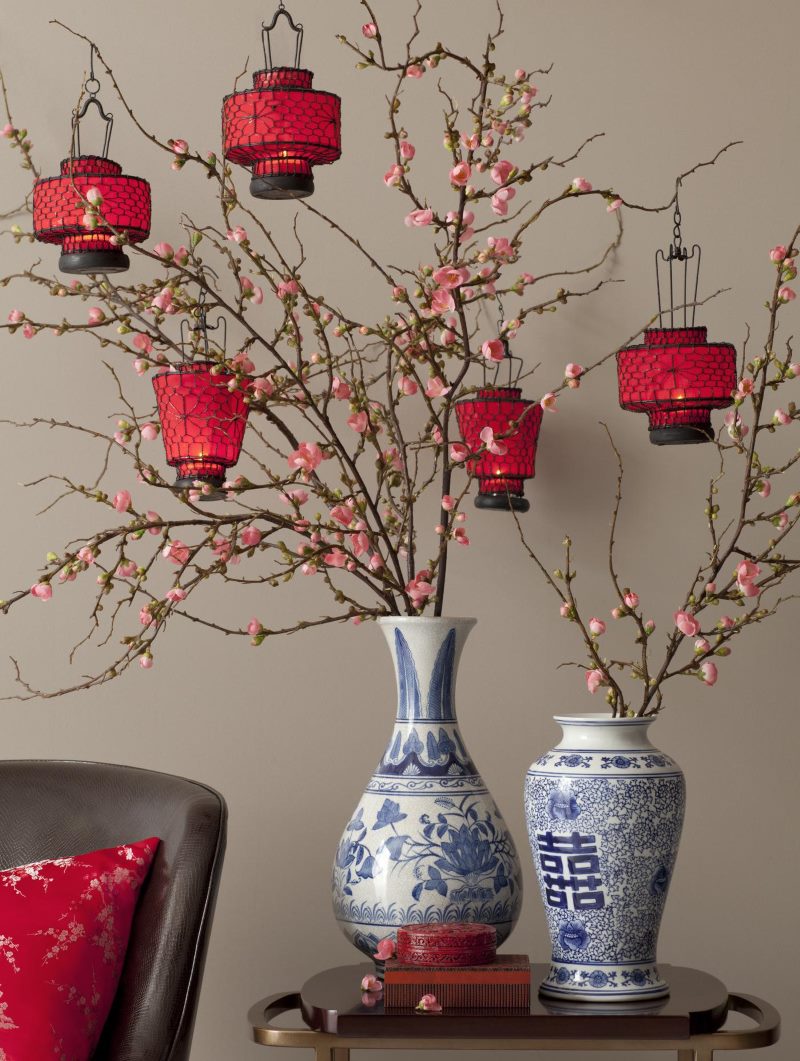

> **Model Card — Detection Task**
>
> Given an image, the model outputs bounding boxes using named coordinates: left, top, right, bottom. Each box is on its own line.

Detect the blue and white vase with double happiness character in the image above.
left=525, top=714, right=685, bottom=1001
left=332, top=617, right=523, bottom=958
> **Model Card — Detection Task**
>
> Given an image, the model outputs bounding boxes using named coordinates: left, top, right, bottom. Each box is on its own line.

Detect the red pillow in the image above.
left=0, top=837, right=158, bottom=1060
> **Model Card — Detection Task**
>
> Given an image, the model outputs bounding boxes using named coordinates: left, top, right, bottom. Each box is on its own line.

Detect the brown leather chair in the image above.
left=0, top=760, right=227, bottom=1060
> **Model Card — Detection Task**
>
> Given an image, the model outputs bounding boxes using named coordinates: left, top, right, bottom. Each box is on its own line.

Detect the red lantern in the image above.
left=617, top=188, right=736, bottom=444
left=617, top=327, right=736, bottom=444
left=455, top=386, right=543, bottom=512
left=33, top=54, right=150, bottom=274
left=153, top=363, right=250, bottom=493
left=222, top=5, right=341, bottom=200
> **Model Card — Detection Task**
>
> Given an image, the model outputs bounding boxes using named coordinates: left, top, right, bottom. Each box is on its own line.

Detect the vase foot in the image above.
left=539, top=961, right=669, bottom=1001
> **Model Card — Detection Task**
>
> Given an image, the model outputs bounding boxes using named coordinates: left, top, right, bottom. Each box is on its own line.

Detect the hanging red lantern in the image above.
left=617, top=188, right=736, bottom=444
left=33, top=49, right=150, bottom=274
left=152, top=306, right=250, bottom=494
left=455, top=345, right=542, bottom=511
left=222, top=4, right=342, bottom=200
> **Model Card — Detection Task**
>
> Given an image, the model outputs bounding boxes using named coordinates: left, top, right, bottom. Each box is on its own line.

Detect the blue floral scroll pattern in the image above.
left=554, top=754, right=591, bottom=769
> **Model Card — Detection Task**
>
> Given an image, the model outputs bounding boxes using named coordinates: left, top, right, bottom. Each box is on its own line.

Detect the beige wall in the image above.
left=0, top=1, right=797, bottom=1058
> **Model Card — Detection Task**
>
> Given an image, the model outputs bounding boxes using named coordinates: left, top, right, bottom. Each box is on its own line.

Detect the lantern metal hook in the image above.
left=180, top=282, right=227, bottom=362
left=72, top=44, right=114, bottom=159
left=262, top=4, right=304, bottom=70
left=655, top=178, right=701, bottom=329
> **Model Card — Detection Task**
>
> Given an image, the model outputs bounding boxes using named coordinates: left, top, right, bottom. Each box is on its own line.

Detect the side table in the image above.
left=248, top=963, right=780, bottom=1061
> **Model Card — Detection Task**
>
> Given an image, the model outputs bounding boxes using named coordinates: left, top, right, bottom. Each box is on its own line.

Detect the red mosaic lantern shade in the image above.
left=222, top=7, right=341, bottom=200
left=617, top=326, right=736, bottom=444
left=455, top=387, right=543, bottom=512
left=152, top=362, right=250, bottom=492
left=34, top=155, right=150, bottom=274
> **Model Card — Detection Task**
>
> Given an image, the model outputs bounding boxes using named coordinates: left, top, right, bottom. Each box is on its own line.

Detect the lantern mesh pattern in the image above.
left=152, top=362, right=250, bottom=489
left=33, top=156, right=150, bottom=274
left=617, top=326, right=737, bottom=445
left=222, top=68, right=341, bottom=199
left=455, top=387, right=543, bottom=512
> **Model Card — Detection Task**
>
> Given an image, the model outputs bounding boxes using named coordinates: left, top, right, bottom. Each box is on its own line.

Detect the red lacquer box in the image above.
left=396, top=923, right=497, bottom=967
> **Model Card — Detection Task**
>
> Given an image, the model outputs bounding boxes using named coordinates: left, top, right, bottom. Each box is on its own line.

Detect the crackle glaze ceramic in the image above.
left=525, top=715, right=685, bottom=1001
left=332, top=617, right=523, bottom=958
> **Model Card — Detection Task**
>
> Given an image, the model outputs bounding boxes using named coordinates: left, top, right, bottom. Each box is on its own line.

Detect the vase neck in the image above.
left=379, top=617, right=475, bottom=723
left=553, top=714, right=656, bottom=752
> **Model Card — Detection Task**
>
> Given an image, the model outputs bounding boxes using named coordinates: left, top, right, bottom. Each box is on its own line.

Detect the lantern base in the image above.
left=250, top=173, right=315, bottom=200
left=59, top=249, right=130, bottom=274
left=174, top=474, right=226, bottom=502
left=475, top=493, right=530, bottom=513
left=649, top=425, right=712, bottom=445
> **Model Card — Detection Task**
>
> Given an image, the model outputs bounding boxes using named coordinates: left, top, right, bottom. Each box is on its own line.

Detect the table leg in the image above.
left=677, top=1053, right=713, bottom=1061
left=333, top=1051, right=351, bottom=1061
left=313, top=1049, right=349, bottom=1061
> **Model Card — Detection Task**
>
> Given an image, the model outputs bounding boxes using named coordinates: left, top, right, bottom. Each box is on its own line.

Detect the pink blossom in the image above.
left=277, top=278, right=300, bottom=299
left=560, top=602, right=572, bottom=618
left=695, top=637, right=711, bottom=653
left=384, top=164, right=404, bottom=188
left=700, top=661, right=718, bottom=686
left=281, top=487, right=309, bottom=506
left=139, top=653, right=154, bottom=669
left=718, top=615, right=735, bottom=630
left=430, top=287, right=455, bottom=315
left=487, top=236, right=515, bottom=259
left=491, top=188, right=516, bottom=216
left=482, top=338, right=505, bottom=363
left=452, top=528, right=470, bottom=548
left=758, top=480, right=771, bottom=498
left=416, top=994, right=442, bottom=1013
left=87, top=307, right=105, bottom=325
left=514, top=68, right=527, bottom=81
left=164, top=540, right=190, bottom=565
left=774, top=408, right=792, bottom=425
left=252, top=376, right=274, bottom=400
left=449, top=442, right=468, bottom=462
left=565, top=363, right=584, bottom=379
left=241, top=277, right=264, bottom=304
left=361, top=974, right=382, bottom=993
left=170, top=139, right=188, bottom=155
left=674, top=610, right=700, bottom=637
left=348, top=410, right=369, bottom=433
left=350, top=530, right=370, bottom=557
left=736, top=377, right=753, bottom=398
left=362, top=22, right=378, bottom=38
left=154, top=241, right=174, bottom=259
left=571, top=176, right=592, bottom=192
left=139, top=606, right=154, bottom=627
left=288, top=441, right=324, bottom=472
left=227, top=226, right=248, bottom=243
left=432, top=265, right=469, bottom=289
left=116, top=560, right=137, bottom=578
left=22, top=323, right=35, bottom=339
left=133, top=359, right=148, bottom=376
left=373, top=937, right=396, bottom=961
left=606, top=198, right=622, bottom=213
left=166, top=587, right=187, bottom=603
left=736, top=559, right=761, bottom=586
left=405, top=65, right=424, bottom=79
left=426, top=376, right=450, bottom=399
left=432, top=426, right=444, bottom=444
left=30, top=582, right=52, bottom=601
left=324, top=548, right=348, bottom=568
left=540, top=392, right=557, bottom=412
left=77, top=546, right=95, bottom=565
left=777, top=511, right=790, bottom=530
left=140, top=422, right=158, bottom=441
left=7, top=309, right=23, bottom=324
left=705, top=582, right=717, bottom=594
left=479, top=426, right=507, bottom=456
left=770, top=245, right=788, bottom=263
left=644, top=619, right=656, bottom=634
left=441, top=328, right=457, bottom=346
left=491, top=160, right=514, bottom=185
left=586, top=669, right=603, bottom=694
left=241, top=527, right=262, bottom=548
left=611, top=607, right=623, bottom=619
left=133, top=332, right=153, bottom=354
left=405, top=208, right=433, bottom=227
left=406, top=572, right=435, bottom=608
left=449, top=162, right=471, bottom=186
left=779, top=285, right=796, bottom=302
left=399, top=140, right=415, bottom=160
left=461, top=132, right=479, bottom=150
left=2, top=123, right=14, bottom=138
left=330, top=504, right=356, bottom=528
left=623, top=591, right=639, bottom=608
left=441, top=495, right=455, bottom=511
left=247, top=618, right=263, bottom=636
left=113, top=490, right=132, bottom=513
left=398, top=375, right=419, bottom=396
left=151, top=287, right=173, bottom=313
left=589, top=617, right=606, bottom=636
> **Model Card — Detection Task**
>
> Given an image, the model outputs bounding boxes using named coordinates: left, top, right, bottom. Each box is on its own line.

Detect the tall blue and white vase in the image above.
left=525, top=714, right=685, bottom=1001
left=332, top=617, right=523, bottom=958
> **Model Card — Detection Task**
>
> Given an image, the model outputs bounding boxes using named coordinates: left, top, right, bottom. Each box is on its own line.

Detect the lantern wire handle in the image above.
left=262, top=3, right=304, bottom=70
left=483, top=300, right=522, bottom=388
left=655, top=179, right=701, bottom=329
left=180, top=283, right=227, bottom=363
left=72, top=44, right=114, bottom=159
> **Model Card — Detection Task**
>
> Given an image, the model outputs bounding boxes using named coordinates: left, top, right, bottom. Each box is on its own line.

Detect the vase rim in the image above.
left=553, top=713, right=652, bottom=725
left=377, top=615, right=477, bottom=626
